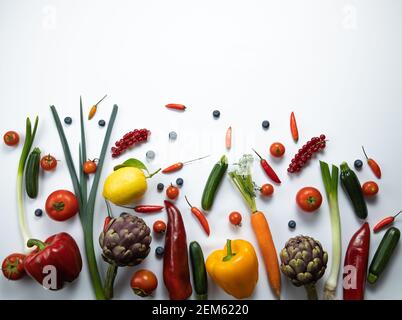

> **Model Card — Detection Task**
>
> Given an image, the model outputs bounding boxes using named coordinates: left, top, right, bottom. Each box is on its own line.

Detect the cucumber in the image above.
left=368, top=227, right=400, bottom=284
left=189, top=241, right=208, bottom=300
left=201, top=155, right=228, bottom=211
left=340, top=162, right=368, bottom=219
left=25, top=147, right=41, bottom=199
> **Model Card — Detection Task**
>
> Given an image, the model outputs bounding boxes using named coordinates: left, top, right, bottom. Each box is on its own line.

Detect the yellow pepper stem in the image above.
left=223, top=239, right=236, bottom=262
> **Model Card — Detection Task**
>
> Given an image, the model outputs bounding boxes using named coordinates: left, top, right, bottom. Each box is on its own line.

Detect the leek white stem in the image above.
left=16, top=174, right=31, bottom=250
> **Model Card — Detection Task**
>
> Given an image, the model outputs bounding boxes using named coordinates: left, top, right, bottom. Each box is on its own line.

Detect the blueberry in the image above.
left=169, top=131, right=177, bottom=140
left=155, top=246, right=164, bottom=257
left=262, top=120, right=270, bottom=129
left=157, top=183, right=165, bottom=192
left=288, top=220, right=296, bottom=229
left=146, top=150, right=155, bottom=160
left=64, top=117, right=72, bottom=125
left=213, top=110, right=221, bottom=119
left=176, top=178, right=184, bottom=187
left=34, top=209, right=43, bottom=217
left=354, top=159, right=363, bottom=170
left=98, top=120, right=106, bottom=127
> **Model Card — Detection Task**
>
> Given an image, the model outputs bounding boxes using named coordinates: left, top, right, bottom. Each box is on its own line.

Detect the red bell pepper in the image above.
left=163, top=201, right=192, bottom=300
left=343, top=223, right=370, bottom=300
left=24, top=232, right=82, bottom=290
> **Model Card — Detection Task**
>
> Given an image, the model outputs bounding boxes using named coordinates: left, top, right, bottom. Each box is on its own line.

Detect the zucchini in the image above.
left=189, top=241, right=208, bottom=300
left=201, top=155, right=228, bottom=211
left=340, top=162, right=367, bottom=219
left=25, top=147, right=41, bottom=199
left=368, top=227, right=400, bottom=284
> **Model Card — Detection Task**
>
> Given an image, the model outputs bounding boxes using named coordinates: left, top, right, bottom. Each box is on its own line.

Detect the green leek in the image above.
left=320, top=161, right=342, bottom=300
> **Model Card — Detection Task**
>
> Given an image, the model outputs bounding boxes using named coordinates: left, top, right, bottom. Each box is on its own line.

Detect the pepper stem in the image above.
left=104, top=263, right=118, bottom=300
left=304, top=283, right=318, bottom=300
left=27, top=239, right=47, bottom=251
left=252, top=148, right=263, bottom=160
left=184, top=196, right=193, bottom=209
left=362, top=146, right=369, bottom=160
left=394, top=210, right=402, bottom=219
left=223, top=239, right=236, bottom=262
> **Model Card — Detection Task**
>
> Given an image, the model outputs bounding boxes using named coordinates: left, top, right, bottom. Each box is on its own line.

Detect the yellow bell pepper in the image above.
left=206, top=239, right=259, bottom=299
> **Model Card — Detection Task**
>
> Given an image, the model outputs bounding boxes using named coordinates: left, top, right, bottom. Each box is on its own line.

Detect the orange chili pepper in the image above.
left=185, top=196, right=210, bottom=236
left=362, top=146, right=382, bottom=179
left=88, top=94, right=108, bottom=120
left=165, top=104, right=186, bottom=111
left=162, top=155, right=210, bottom=174
left=290, top=112, right=299, bottom=142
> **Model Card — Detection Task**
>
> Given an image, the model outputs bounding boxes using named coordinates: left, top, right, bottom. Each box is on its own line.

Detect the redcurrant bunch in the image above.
left=111, top=129, right=150, bottom=158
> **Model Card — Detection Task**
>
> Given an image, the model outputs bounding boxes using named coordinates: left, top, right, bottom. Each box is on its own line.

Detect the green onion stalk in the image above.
left=51, top=98, right=118, bottom=300
left=320, top=161, right=342, bottom=300
left=17, top=117, right=39, bottom=250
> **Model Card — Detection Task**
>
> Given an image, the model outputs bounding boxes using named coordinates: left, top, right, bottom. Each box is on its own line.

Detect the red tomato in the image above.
left=83, top=160, right=97, bottom=174
left=130, top=269, right=158, bottom=297
left=270, top=142, right=285, bottom=158
left=3, top=131, right=20, bottom=146
left=40, top=154, right=58, bottom=171
left=45, top=190, right=79, bottom=221
left=2, top=253, right=26, bottom=280
left=296, top=187, right=323, bottom=212
left=166, top=185, right=179, bottom=200
left=362, top=181, right=379, bottom=197
left=153, top=220, right=167, bottom=234
left=260, top=183, right=274, bottom=196
left=229, top=211, right=242, bottom=226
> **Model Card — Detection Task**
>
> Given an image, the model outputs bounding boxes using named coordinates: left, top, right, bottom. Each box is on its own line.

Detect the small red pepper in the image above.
left=162, top=155, right=210, bottom=174
left=290, top=112, right=299, bottom=142
left=373, top=210, right=402, bottom=233
left=362, top=146, right=382, bottom=179
left=134, top=205, right=164, bottom=213
left=343, top=222, right=370, bottom=300
left=163, top=201, right=192, bottom=300
left=184, top=196, right=210, bottom=236
left=24, top=233, right=83, bottom=290
left=103, top=216, right=113, bottom=232
left=165, top=103, right=186, bottom=111
left=252, top=149, right=281, bottom=184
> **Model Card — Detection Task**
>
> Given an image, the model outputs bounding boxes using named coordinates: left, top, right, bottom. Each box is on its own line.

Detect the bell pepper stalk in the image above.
left=24, top=232, right=83, bottom=290
left=51, top=98, right=118, bottom=300
left=16, top=117, right=39, bottom=249
left=320, top=161, right=342, bottom=300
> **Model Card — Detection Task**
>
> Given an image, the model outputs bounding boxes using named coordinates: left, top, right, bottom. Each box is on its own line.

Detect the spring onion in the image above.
left=51, top=99, right=118, bottom=300
left=17, top=117, right=39, bottom=249
left=320, top=161, right=342, bottom=300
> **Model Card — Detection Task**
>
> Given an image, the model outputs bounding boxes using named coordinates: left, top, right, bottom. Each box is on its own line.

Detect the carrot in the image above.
left=226, top=126, right=232, bottom=150
left=251, top=211, right=281, bottom=298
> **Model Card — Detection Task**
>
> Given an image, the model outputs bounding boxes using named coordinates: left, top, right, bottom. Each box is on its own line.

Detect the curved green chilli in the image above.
left=201, top=155, right=228, bottom=211
left=25, top=148, right=41, bottom=199
left=189, top=241, right=208, bottom=300
left=340, top=162, right=368, bottom=219
left=368, top=227, right=400, bottom=284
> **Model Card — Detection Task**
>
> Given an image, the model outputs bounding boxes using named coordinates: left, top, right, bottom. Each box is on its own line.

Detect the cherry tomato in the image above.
left=270, top=142, right=286, bottom=158
left=83, top=160, right=97, bottom=174
left=153, top=220, right=167, bottom=234
left=362, top=181, right=379, bottom=197
left=296, top=187, right=323, bottom=212
left=130, top=269, right=158, bottom=297
left=260, top=183, right=274, bottom=196
left=166, top=184, right=179, bottom=200
left=40, top=154, right=58, bottom=171
left=229, top=211, right=242, bottom=226
left=3, top=131, right=19, bottom=146
left=45, top=190, right=79, bottom=221
left=2, top=253, right=26, bottom=280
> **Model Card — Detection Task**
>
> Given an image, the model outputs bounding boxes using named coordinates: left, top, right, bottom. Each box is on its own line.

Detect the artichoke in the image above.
left=280, top=235, right=328, bottom=300
left=99, top=212, right=152, bottom=299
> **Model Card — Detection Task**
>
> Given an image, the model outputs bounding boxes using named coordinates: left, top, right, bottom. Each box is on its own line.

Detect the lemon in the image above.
left=103, top=167, right=147, bottom=206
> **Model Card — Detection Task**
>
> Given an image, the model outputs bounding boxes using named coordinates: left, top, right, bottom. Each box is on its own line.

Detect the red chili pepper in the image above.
left=362, top=146, right=382, bottom=179
left=290, top=112, right=299, bottom=142
left=343, top=222, right=370, bottom=300
left=165, top=103, right=186, bottom=111
left=373, top=210, right=402, bottom=233
left=24, top=232, right=83, bottom=290
left=103, top=216, right=113, bottom=232
left=252, top=149, right=281, bottom=184
left=134, top=205, right=164, bottom=213
left=163, top=201, right=192, bottom=300
left=162, top=155, right=210, bottom=174
left=185, top=196, right=210, bottom=236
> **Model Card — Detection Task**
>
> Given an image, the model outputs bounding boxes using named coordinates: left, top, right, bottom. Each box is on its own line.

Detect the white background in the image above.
left=1, top=0, right=402, bottom=300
